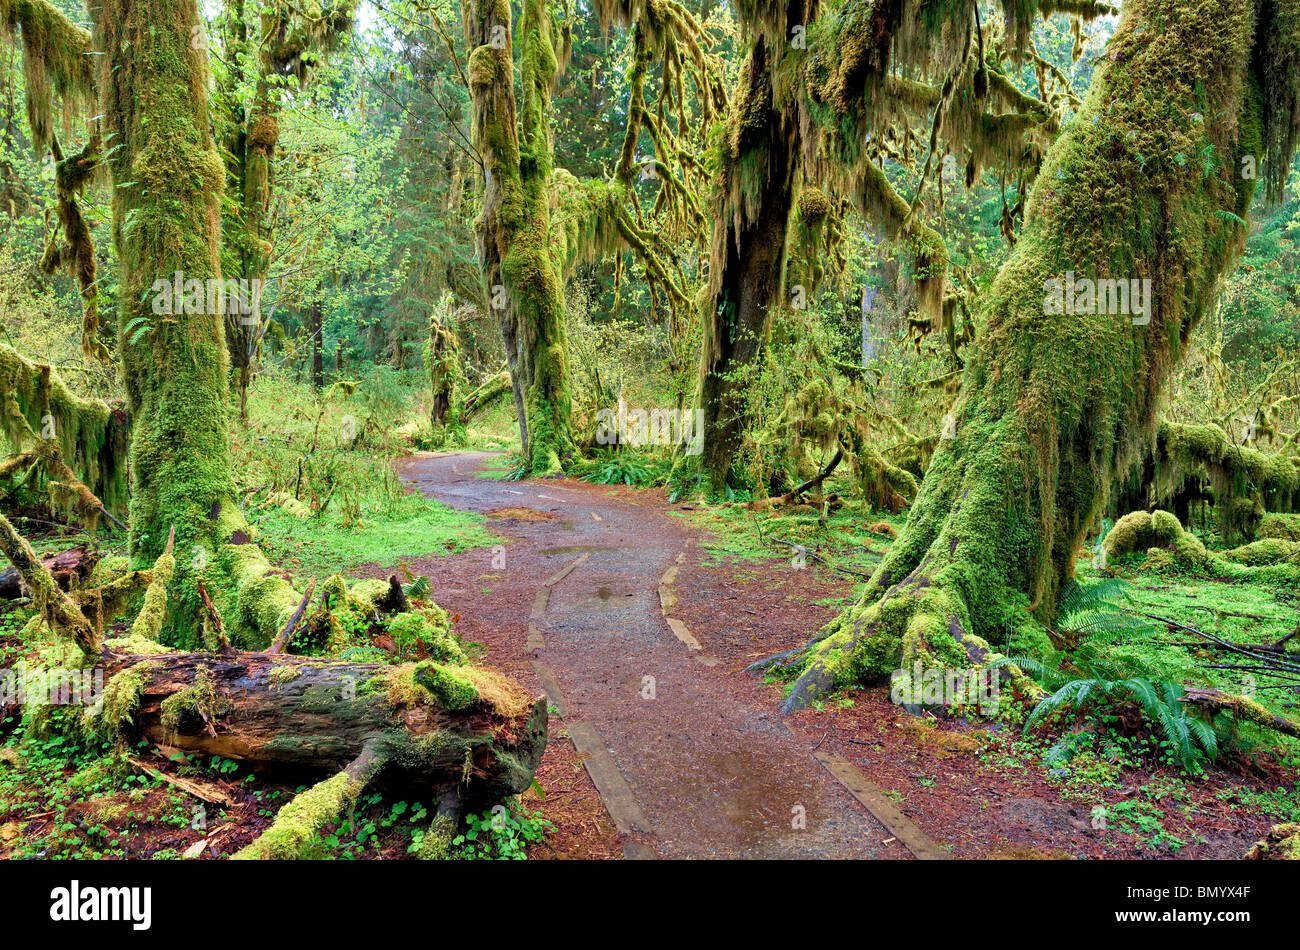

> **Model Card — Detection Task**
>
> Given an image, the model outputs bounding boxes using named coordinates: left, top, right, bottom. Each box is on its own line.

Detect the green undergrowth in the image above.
left=1075, top=552, right=1300, bottom=741
left=251, top=489, right=498, bottom=577
left=680, top=498, right=905, bottom=581
left=0, top=727, right=219, bottom=859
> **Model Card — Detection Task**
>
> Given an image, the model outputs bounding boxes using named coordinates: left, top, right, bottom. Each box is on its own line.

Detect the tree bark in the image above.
left=88, top=0, right=307, bottom=648
left=465, top=0, right=575, bottom=474
left=785, top=0, right=1283, bottom=710
left=0, top=543, right=99, bottom=600
left=699, top=24, right=804, bottom=493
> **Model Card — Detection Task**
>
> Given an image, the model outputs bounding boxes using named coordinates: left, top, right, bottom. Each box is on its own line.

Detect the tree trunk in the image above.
left=466, top=0, right=575, bottom=474
left=89, top=0, right=308, bottom=648
left=220, top=4, right=353, bottom=418
left=311, top=299, right=324, bottom=389
left=698, top=11, right=806, bottom=493
left=785, top=0, right=1281, bottom=710
left=429, top=317, right=457, bottom=429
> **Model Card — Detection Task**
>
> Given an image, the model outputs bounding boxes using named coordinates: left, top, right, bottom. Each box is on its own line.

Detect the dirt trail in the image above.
left=400, top=451, right=894, bottom=859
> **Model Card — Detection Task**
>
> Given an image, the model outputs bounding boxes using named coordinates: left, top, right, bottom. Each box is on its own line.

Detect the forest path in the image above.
left=398, top=451, right=898, bottom=859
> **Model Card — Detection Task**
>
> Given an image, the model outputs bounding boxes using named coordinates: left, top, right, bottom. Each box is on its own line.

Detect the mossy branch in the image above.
left=0, top=509, right=98, bottom=654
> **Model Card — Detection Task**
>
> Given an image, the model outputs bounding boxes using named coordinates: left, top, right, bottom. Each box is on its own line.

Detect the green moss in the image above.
left=1259, top=513, right=1300, bottom=542
left=129, top=542, right=175, bottom=643
left=416, top=814, right=456, bottom=860
left=413, top=661, right=480, bottom=711
left=1248, top=824, right=1300, bottom=860
left=268, top=664, right=303, bottom=687
left=231, top=769, right=364, bottom=860
left=786, top=0, right=1274, bottom=711
left=387, top=610, right=463, bottom=663
left=159, top=665, right=227, bottom=737
left=0, top=345, right=128, bottom=517
left=102, top=634, right=178, bottom=655
left=468, top=0, right=577, bottom=475
left=87, top=660, right=159, bottom=743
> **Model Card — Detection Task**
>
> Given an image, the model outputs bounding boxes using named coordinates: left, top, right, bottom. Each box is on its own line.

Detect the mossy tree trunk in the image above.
left=89, top=0, right=304, bottom=647
left=466, top=0, right=575, bottom=475
left=785, top=0, right=1290, bottom=710
left=698, top=7, right=806, bottom=493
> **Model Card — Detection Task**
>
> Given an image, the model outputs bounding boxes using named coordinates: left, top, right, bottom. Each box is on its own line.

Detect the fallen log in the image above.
left=1179, top=687, right=1300, bottom=738
left=0, top=542, right=100, bottom=600
left=3, top=509, right=548, bottom=858
left=92, top=648, right=547, bottom=820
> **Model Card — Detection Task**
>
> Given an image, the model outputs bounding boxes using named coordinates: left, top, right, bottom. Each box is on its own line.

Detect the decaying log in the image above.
left=3, top=509, right=548, bottom=858
left=1179, top=687, right=1300, bottom=738
left=95, top=649, right=547, bottom=805
left=0, top=543, right=100, bottom=600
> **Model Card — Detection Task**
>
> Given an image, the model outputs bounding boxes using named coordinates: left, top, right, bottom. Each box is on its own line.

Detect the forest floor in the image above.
left=3, top=448, right=1296, bottom=860
left=380, top=451, right=1298, bottom=860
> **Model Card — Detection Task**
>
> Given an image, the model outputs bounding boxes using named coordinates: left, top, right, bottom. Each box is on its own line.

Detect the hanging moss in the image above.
left=1139, top=421, right=1300, bottom=540
left=87, top=660, right=160, bottom=744
left=0, top=345, right=129, bottom=517
left=219, top=2, right=356, bottom=414
left=0, top=0, right=94, bottom=155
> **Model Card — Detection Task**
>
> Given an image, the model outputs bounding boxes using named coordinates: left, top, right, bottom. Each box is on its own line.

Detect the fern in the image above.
left=1023, top=673, right=1220, bottom=774
left=403, top=575, right=432, bottom=600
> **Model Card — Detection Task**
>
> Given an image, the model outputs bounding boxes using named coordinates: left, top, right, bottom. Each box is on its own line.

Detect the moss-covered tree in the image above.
left=465, top=0, right=576, bottom=475
left=696, top=0, right=1074, bottom=493
left=82, top=0, right=309, bottom=646
left=783, top=0, right=1299, bottom=710
left=0, top=0, right=109, bottom=362
left=215, top=0, right=356, bottom=418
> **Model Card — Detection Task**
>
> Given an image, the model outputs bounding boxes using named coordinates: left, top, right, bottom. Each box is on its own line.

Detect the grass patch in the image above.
left=252, top=491, right=498, bottom=576
left=679, top=499, right=900, bottom=575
